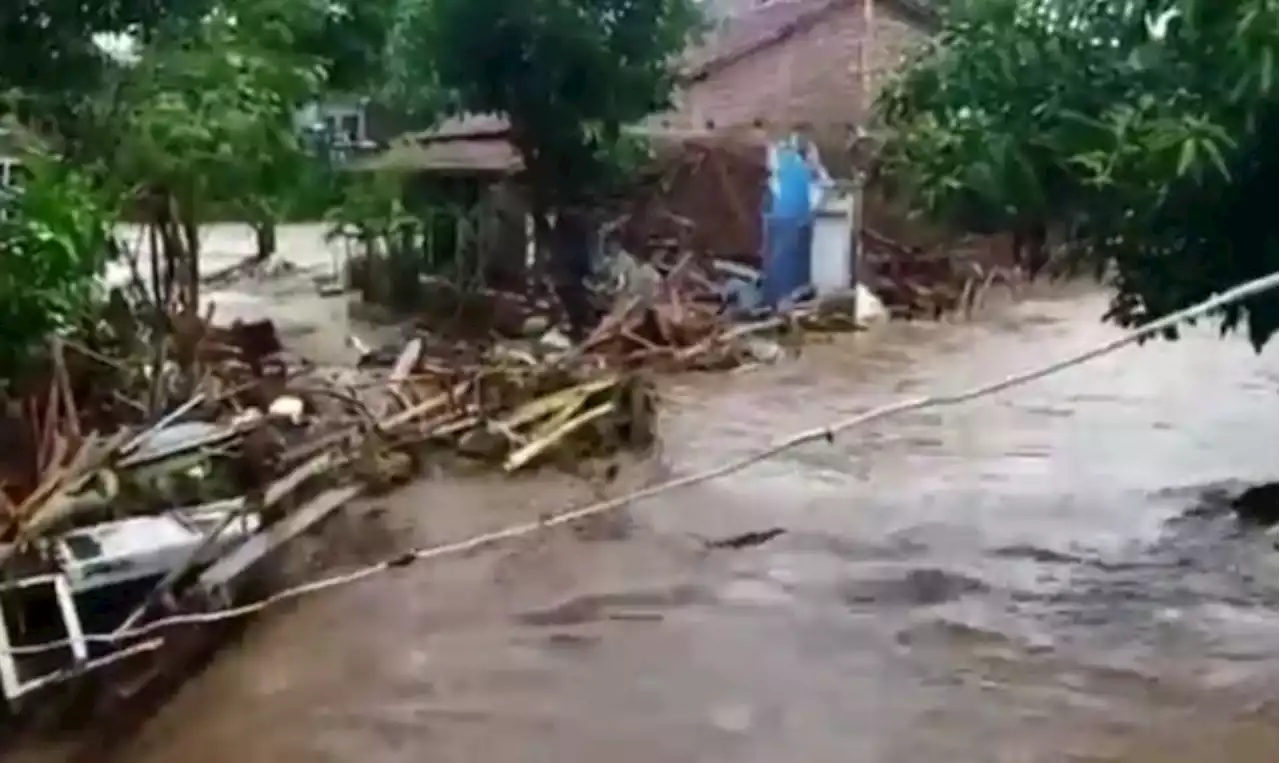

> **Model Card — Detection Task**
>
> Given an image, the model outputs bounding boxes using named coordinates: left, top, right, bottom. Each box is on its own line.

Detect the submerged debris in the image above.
left=699, top=527, right=787, bottom=550
left=1232, top=482, right=1278, bottom=526
left=0, top=304, right=665, bottom=726
left=861, top=227, right=1024, bottom=319
left=0, top=227, right=870, bottom=737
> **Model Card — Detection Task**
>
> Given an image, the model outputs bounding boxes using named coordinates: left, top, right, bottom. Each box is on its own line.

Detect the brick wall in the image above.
left=652, top=3, right=1017, bottom=275
left=657, top=1, right=927, bottom=133
left=863, top=6, right=925, bottom=102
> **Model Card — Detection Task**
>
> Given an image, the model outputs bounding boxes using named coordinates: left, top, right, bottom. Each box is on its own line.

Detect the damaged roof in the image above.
left=361, top=0, right=940, bottom=171
left=688, top=0, right=940, bottom=80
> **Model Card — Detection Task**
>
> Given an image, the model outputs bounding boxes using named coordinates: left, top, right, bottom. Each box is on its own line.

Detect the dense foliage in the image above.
left=0, top=0, right=395, bottom=371
left=386, top=0, right=702, bottom=206
left=104, top=4, right=323, bottom=213
left=385, top=0, right=701, bottom=332
left=0, top=0, right=697, bottom=320
left=0, top=156, right=116, bottom=372
left=877, top=0, right=1278, bottom=348
left=0, top=1, right=209, bottom=134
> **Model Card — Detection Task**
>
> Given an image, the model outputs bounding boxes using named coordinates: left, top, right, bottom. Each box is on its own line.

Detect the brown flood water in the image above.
left=39, top=285, right=1280, bottom=762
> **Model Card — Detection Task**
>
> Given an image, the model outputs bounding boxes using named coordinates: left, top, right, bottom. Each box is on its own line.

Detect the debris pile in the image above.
left=343, top=243, right=863, bottom=378
left=579, top=249, right=862, bottom=368
left=0, top=210, right=865, bottom=736
left=334, top=337, right=658, bottom=479
left=860, top=228, right=1023, bottom=320
left=577, top=253, right=778, bottom=371
left=0, top=301, right=661, bottom=725
left=0, top=324, right=663, bottom=546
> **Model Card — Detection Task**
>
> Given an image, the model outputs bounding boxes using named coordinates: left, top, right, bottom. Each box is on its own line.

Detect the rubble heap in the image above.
left=0, top=246, right=873, bottom=731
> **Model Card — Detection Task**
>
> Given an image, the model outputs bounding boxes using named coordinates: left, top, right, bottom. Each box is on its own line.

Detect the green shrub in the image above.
left=0, top=153, right=115, bottom=375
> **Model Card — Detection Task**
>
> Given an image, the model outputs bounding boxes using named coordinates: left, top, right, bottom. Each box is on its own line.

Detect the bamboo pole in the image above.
left=862, top=0, right=876, bottom=118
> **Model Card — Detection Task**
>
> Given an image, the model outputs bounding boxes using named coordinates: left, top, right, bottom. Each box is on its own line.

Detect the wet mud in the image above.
left=30, top=228, right=1279, bottom=762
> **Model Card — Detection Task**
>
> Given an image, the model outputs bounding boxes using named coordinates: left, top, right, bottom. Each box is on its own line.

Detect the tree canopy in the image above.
left=0, top=0, right=395, bottom=367
left=0, top=0, right=704, bottom=348
left=386, top=0, right=703, bottom=205
left=383, top=0, right=702, bottom=334
left=876, top=0, right=1278, bottom=349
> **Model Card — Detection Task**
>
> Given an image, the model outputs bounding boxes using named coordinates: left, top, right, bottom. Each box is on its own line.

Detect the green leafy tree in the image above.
left=0, top=0, right=217, bottom=146
left=388, top=0, right=701, bottom=204
left=876, top=0, right=1278, bottom=348
left=275, top=0, right=400, bottom=243
left=0, top=0, right=395, bottom=375
left=0, top=155, right=116, bottom=374
left=3, top=0, right=397, bottom=250
left=386, top=0, right=703, bottom=331
left=306, top=0, right=399, bottom=94
left=94, top=0, right=331, bottom=302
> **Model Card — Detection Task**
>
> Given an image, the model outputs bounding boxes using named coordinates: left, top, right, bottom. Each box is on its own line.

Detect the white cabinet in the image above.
left=810, top=189, right=855, bottom=297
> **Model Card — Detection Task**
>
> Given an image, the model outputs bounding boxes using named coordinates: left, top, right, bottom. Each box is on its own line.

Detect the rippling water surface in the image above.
left=59, top=280, right=1280, bottom=763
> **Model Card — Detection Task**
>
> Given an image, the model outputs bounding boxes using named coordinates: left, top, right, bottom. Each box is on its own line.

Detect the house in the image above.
left=658, top=0, right=939, bottom=137
left=295, top=97, right=408, bottom=162
left=367, top=0, right=939, bottom=169
left=347, top=0, right=944, bottom=278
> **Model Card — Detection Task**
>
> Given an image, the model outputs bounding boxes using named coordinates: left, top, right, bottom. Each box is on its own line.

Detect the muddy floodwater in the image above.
left=87, top=242, right=1280, bottom=762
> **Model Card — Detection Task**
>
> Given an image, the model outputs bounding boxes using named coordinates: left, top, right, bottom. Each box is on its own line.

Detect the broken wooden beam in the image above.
left=196, top=484, right=362, bottom=604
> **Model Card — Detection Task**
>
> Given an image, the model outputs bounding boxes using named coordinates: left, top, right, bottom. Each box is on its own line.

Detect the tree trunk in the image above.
left=1013, top=223, right=1050, bottom=279
left=1025, top=222, right=1049, bottom=278
left=550, top=207, right=595, bottom=340
left=147, top=218, right=165, bottom=308
left=152, top=192, right=183, bottom=309
left=529, top=199, right=594, bottom=341
left=178, top=193, right=201, bottom=312
left=361, top=233, right=391, bottom=306
left=253, top=221, right=277, bottom=261
left=388, top=223, right=422, bottom=313
left=513, top=128, right=597, bottom=340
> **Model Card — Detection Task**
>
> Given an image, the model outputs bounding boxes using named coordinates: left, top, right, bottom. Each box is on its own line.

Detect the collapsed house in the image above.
left=349, top=0, right=1013, bottom=319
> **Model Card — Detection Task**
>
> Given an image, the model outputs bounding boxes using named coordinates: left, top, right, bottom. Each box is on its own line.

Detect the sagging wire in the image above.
left=3, top=271, right=1277, bottom=660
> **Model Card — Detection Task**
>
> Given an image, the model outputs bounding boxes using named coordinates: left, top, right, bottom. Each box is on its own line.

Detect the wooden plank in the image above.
left=196, top=485, right=361, bottom=602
